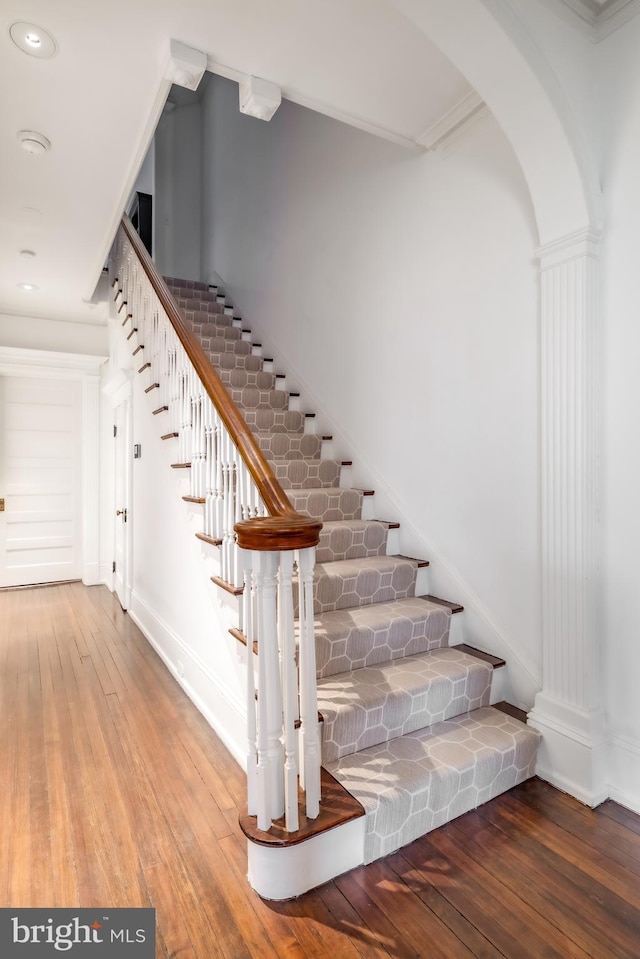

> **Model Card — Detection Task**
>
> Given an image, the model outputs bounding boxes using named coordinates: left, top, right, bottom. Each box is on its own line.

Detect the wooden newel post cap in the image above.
left=235, top=515, right=322, bottom=551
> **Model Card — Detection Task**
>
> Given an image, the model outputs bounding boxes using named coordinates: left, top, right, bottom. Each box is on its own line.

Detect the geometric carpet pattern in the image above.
left=318, top=647, right=493, bottom=762
left=165, top=276, right=541, bottom=864
left=326, top=707, right=541, bottom=862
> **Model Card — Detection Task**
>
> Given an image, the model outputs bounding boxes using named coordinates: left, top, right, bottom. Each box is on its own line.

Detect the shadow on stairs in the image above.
left=151, top=275, right=541, bottom=897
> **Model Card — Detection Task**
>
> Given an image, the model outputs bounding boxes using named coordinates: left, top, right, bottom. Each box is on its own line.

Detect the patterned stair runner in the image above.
left=163, top=275, right=541, bottom=862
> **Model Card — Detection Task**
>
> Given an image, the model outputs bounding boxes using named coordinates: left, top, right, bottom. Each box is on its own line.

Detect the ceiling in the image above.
left=3, top=0, right=631, bottom=329
left=0, top=0, right=479, bottom=327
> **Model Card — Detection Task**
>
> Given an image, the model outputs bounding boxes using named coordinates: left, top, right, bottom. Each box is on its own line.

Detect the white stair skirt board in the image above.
left=247, top=817, right=366, bottom=901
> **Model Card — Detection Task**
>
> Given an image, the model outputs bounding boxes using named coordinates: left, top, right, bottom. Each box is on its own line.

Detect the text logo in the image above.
left=0, top=908, right=155, bottom=956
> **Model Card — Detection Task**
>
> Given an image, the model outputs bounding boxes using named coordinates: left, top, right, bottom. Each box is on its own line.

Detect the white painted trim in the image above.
left=82, top=377, right=101, bottom=586
left=596, top=0, right=640, bottom=36
left=607, top=736, right=640, bottom=814
left=84, top=75, right=172, bottom=301
left=416, top=90, right=487, bottom=151
left=206, top=57, right=422, bottom=151
left=0, top=346, right=106, bottom=377
left=128, top=590, right=246, bottom=767
left=247, top=816, right=366, bottom=900
left=528, top=693, right=609, bottom=806
left=532, top=233, right=606, bottom=804
left=540, top=0, right=640, bottom=38
left=0, top=346, right=106, bottom=590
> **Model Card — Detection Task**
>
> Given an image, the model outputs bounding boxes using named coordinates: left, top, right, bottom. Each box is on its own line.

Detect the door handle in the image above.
left=116, top=508, right=128, bottom=522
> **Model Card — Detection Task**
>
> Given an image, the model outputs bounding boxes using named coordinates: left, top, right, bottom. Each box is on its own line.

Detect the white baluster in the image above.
left=297, top=545, right=320, bottom=819
left=242, top=548, right=258, bottom=816
left=278, top=550, right=299, bottom=831
left=254, top=550, right=284, bottom=829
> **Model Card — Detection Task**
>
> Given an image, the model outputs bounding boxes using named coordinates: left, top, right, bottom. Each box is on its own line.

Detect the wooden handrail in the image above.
left=120, top=215, right=321, bottom=551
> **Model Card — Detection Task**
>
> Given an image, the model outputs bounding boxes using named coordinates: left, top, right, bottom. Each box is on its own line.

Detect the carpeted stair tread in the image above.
left=326, top=706, right=541, bottom=863
left=230, top=384, right=289, bottom=411
left=209, top=351, right=264, bottom=373
left=164, top=276, right=209, bottom=292
left=287, top=487, right=365, bottom=521
left=205, top=335, right=254, bottom=357
left=218, top=368, right=277, bottom=391
left=176, top=299, right=227, bottom=317
left=198, top=322, right=243, bottom=340
left=312, top=596, right=452, bottom=678
left=316, top=519, right=390, bottom=563
left=318, top=647, right=493, bottom=763
left=309, top=555, right=421, bottom=613
left=257, top=431, right=323, bottom=460
left=270, top=458, right=342, bottom=489
left=244, top=408, right=306, bottom=433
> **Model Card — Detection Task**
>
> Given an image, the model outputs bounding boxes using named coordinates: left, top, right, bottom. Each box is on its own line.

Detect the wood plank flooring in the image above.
left=1, top=582, right=639, bottom=958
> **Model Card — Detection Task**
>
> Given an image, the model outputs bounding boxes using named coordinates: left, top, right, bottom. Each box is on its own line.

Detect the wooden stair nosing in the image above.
left=171, top=462, right=191, bottom=469
left=240, top=767, right=365, bottom=849
left=419, top=594, right=464, bottom=614
left=161, top=432, right=179, bottom=440
left=211, top=575, right=244, bottom=597
left=229, top=626, right=257, bottom=655
left=182, top=495, right=205, bottom=504
left=196, top=531, right=222, bottom=547
left=455, top=643, right=506, bottom=670
left=391, top=553, right=430, bottom=568
left=152, top=405, right=168, bottom=415
left=144, top=383, right=160, bottom=393
left=493, top=700, right=528, bottom=723
left=138, top=362, right=151, bottom=373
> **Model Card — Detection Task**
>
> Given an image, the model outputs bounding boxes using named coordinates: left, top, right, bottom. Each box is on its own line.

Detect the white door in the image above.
left=0, top=374, right=82, bottom=587
left=113, top=397, right=132, bottom=609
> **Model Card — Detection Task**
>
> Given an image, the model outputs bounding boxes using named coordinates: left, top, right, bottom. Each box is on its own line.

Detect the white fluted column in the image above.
left=528, top=228, right=607, bottom=806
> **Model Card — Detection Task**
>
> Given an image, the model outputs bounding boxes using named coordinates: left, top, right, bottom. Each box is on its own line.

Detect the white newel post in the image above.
left=528, top=228, right=608, bottom=806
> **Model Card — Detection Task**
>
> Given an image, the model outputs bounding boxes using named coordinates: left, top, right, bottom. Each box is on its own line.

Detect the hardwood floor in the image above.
left=1, top=582, right=639, bottom=958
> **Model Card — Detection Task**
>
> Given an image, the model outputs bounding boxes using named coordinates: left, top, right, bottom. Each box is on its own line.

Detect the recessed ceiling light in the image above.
left=18, top=282, right=38, bottom=292
left=17, top=130, right=51, bottom=155
left=9, top=22, right=57, bottom=58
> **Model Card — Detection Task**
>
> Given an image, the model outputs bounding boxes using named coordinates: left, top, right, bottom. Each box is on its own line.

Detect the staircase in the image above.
left=162, top=275, right=541, bottom=888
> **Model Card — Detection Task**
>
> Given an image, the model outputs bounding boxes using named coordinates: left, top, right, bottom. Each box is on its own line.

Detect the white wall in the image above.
left=0, top=313, right=108, bottom=355
left=154, top=102, right=203, bottom=280
left=196, top=75, right=541, bottom=706
left=126, top=351, right=246, bottom=763
left=598, top=16, right=640, bottom=810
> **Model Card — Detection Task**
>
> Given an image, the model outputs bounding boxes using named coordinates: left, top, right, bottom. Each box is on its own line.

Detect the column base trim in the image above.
left=528, top=693, right=608, bottom=807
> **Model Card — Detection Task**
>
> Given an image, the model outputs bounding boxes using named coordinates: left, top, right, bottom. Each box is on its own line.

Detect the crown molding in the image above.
left=545, top=0, right=640, bottom=39
left=415, top=90, right=487, bottom=151
left=207, top=56, right=423, bottom=150
left=207, top=58, right=488, bottom=154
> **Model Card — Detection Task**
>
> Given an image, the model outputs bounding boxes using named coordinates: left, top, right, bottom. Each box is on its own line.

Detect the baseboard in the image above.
left=98, top=564, right=113, bottom=589
left=129, top=590, right=246, bottom=768
left=607, top=734, right=640, bottom=813
left=528, top=695, right=609, bottom=807
left=82, top=561, right=101, bottom=586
